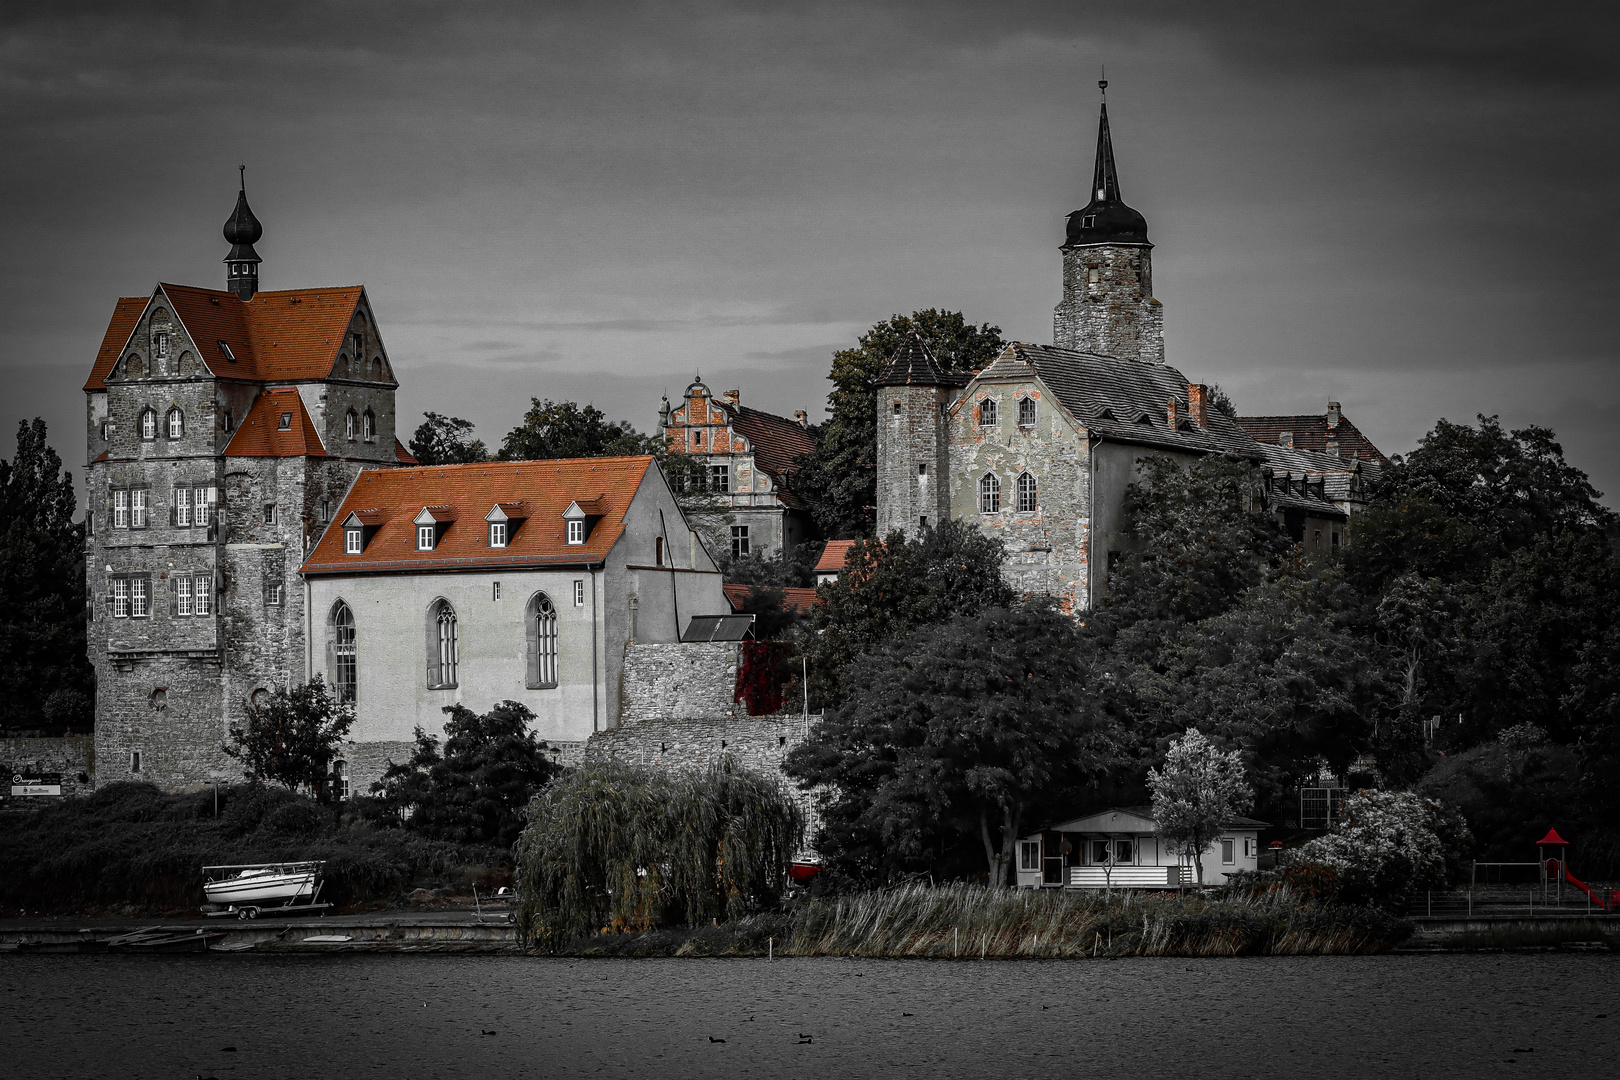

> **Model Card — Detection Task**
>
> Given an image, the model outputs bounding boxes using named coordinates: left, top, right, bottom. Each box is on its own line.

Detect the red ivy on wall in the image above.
left=734, top=641, right=790, bottom=716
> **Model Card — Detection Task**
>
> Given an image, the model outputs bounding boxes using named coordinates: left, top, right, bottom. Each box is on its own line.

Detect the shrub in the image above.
left=1294, top=790, right=1468, bottom=909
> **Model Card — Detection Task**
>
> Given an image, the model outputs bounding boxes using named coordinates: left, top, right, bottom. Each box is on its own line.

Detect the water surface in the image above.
left=5, top=953, right=1616, bottom=1078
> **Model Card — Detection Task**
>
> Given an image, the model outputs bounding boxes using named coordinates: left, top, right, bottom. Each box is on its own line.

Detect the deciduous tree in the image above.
left=1148, top=727, right=1253, bottom=889
left=407, top=411, right=488, bottom=465
left=499, top=398, right=660, bottom=461
left=222, top=677, right=354, bottom=799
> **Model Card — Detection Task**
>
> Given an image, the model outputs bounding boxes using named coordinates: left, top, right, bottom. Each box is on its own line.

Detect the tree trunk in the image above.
left=1192, top=833, right=1206, bottom=889
left=978, top=805, right=1020, bottom=889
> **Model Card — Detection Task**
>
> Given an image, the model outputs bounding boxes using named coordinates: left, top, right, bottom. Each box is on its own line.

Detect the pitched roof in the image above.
left=393, top=438, right=418, bottom=465
left=1235, top=412, right=1387, bottom=465
left=302, top=456, right=656, bottom=576
left=83, top=297, right=149, bottom=391
left=980, top=344, right=1262, bottom=457
left=815, top=539, right=861, bottom=574
left=718, top=403, right=819, bottom=479
left=224, top=389, right=328, bottom=458
left=723, top=582, right=818, bottom=614
left=161, top=283, right=365, bottom=383
left=877, top=332, right=972, bottom=388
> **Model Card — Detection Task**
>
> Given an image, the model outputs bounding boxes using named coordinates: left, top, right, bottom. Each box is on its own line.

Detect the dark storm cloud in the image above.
left=3, top=1, right=1617, bottom=498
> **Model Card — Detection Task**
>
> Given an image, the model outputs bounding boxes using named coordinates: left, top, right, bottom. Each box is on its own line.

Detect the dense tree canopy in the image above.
left=499, top=398, right=661, bottom=461
left=792, top=310, right=1003, bottom=539
left=0, top=420, right=92, bottom=733
left=222, top=677, right=354, bottom=800
left=408, top=412, right=489, bottom=465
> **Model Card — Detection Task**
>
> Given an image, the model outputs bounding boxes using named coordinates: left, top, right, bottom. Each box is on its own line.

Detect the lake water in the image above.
left=5, top=953, right=1617, bottom=1078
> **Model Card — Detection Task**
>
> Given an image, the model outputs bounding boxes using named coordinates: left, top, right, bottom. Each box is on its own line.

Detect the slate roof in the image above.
left=84, top=297, right=150, bottom=391
left=302, top=456, right=654, bottom=576
left=224, top=389, right=327, bottom=458
left=1235, top=413, right=1387, bottom=465
left=877, top=332, right=973, bottom=388
left=1257, top=443, right=1379, bottom=513
left=977, top=344, right=1262, bottom=457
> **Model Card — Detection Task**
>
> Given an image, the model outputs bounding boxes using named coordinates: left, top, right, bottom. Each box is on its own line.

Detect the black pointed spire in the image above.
left=877, top=331, right=949, bottom=386
left=1064, top=84, right=1149, bottom=248
left=223, top=167, right=262, bottom=300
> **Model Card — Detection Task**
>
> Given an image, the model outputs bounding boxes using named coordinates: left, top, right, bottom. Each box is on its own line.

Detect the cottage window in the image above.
left=978, top=399, right=997, bottom=427
left=330, top=601, right=357, bottom=703
left=131, top=489, right=149, bottom=529
left=345, top=528, right=362, bottom=554
left=1018, top=397, right=1036, bottom=426
left=174, top=486, right=191, bottom=527
left=418, top=524, right=435, bottom=551
left=167, top=408, right=184, bottom=439
left=346, top=410, right=357, bottom=440
left=429, top=600, right=459, bottom=688
left=978, top=473, right=1000, bottom=514
left=278, top=412, right=292, bottom=431
left=1332, top=530, right=1341, bottom=548
left=918, top=462, right=927, bottom=476
left=193, top=575, right=211, bottom=616
left=567, top=519, right=585, bottom=545
left=490, top=521, right=507, bottom=548
left=573, top=579, right=585, bottom=607
left=140, top=409, right=157, bottom=440
left=363, top=410, right=376, bottom=441
left=153, top=329, right=170, bottom=363
left=319, top=500, right=331, bottom=524
left=1114, top=840, right=1133, bottom=864
left=1019, top=841, right=1041, bottom=872
left=114, top=489, right=129, bottom=529
left=708, top=463, right=730, bottom=492
left=892, top=401, right=902, bottom=415
left=527, top=593, right=558, bottom=689
left=1090, top=840, right=1110, bottom=865
left=1016, top=472, right=1037, bottom=513
left=222, top=408, right=233, bottom=432
left=731, top=524, right=750, bottom=558
left=1221, top=839, right=1236, bottom=865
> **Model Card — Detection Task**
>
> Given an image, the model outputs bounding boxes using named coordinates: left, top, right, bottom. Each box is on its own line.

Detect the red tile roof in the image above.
left=161, top=283, right=365, bottom=383
left=302, top=456, right=656, bottom=576
left=394, top=438, right=418, bottom=464
left=723, top=582, right=819, bottom=614
left=83, top=297, right=148, bottom=391
left=815, top=539, right=860, bottom=574
left=724, top=404, right=818, bottom=479
left=224, top=389, right=328, bottom=458
left=1234, top=413, right=1388, bottom=465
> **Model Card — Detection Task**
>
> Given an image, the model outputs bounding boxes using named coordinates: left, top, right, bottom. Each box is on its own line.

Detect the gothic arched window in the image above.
left=363, top=409, right=376, bottom=441
left=527, top=592, right=558, bottom=689
left=1018, top=396, right=1036, bottom=426
left=346, top=410, right=358, bottom=441
left=329, top=601, right=357, bottom=703
left=428, top=599, right=458, bottom=688
left=140, top=408, right=157, bottom=440
left=979, top=473, right=1001, bottom=514
left=166, top=408, right=184, bottom=439
left=1017, top=472, right=1038, bottom=513
left=978, top=398, right=998, bottom=427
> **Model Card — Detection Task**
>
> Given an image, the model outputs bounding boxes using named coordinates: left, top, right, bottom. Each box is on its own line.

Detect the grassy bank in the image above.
left=0, top=782, right=508, bottom=916
left=540, top=882, right=1411, bottom=957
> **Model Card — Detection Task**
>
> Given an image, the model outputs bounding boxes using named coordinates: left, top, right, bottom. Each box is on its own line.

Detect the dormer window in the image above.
left=490, top=522, right=507, bottom=548
left=567, top=519, right=584, bottom=544
left=346, top=528, right=362, bottom=553
left=413, top=506, right=453, bottom=551
left=279, top=412, right=292, bottom=430
left=418, top=525, right=435, bottom=550
left=484, top=503, right=526, bottom=550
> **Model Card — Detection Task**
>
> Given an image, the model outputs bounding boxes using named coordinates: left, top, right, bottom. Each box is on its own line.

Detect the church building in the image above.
left=874, top=86, right=1380, bottom=612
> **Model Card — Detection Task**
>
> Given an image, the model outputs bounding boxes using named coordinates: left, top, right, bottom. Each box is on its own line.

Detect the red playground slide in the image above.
left=1547, top=860, right=1617, bottom=912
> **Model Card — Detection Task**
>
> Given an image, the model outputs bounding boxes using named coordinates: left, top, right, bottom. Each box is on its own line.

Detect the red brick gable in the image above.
left=1235, top=413, right=1387, bottom=465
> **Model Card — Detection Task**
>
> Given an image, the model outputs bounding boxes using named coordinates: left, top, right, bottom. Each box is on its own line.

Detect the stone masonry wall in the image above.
left=618, top=642, right=741, bottom=725
left=876, top=383, right=952, bottom=541
left=1053, top=244, right=1164, bottom=365
left=0, top=737, right=95, bottom=802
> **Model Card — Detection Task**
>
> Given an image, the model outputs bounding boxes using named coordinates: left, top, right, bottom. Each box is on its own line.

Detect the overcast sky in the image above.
left=4, top=2, right=1616, bottom=502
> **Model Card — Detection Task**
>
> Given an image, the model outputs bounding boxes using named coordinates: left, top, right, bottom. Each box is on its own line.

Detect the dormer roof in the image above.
left=224, top=389, right=327, bottom=458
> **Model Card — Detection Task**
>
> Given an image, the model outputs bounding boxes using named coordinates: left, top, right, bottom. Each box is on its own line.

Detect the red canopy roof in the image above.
left=1537, top=828, right=1569, bottom=846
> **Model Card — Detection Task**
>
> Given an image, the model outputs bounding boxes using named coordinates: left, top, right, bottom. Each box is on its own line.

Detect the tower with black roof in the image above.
left=1053, top=82, right=1164, bottom=364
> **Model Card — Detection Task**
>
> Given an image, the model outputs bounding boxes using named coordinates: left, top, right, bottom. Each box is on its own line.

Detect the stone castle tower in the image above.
left=83, top=181, right=407, bottom=791
left=873, top=334, right=967, bottom=540
left=1052, top=83, right=1163, bottom=363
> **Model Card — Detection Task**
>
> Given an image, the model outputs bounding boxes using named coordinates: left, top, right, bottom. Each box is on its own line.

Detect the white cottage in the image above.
left=1015, top=806, right=1267, bottom=890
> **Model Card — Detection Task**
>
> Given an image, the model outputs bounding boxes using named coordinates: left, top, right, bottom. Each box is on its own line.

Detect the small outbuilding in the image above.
left=1015, top=806, right=1267, bottom=891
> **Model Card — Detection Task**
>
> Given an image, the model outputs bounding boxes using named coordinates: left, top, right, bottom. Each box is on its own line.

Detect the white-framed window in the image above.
left=153, top=328, right=169, bottom=362
left=140, top=409, right=156, bottom=440
left=346, top=410, right=357, bottom=440
left=1221, top=838, right=1236, bottom=865
left=418, top=524, right=435, bottom=551
left=345, top=528, right=362, bottom=555
left=112, top=577, right=129, bottom=618
left=1114, top=840, right=1134, bottom=864
left=978, top=473, right=1000, bottom=514
left=1243, top=837, right=1255, bottom=859
left=731, top=524, right=750, bottom=558
left=1018, top=396, right=1036, bottom=426
left=1016, top=472, right=1037, bottom=513
left=978, top=398, right=997, bottom=427
left=708, top=463, right=729, bottom=492
left=114, top=489, right=129, bottom=529
left=490, top=522, right=507, bottom=548
left=492, top=581, right=501, bottom=601
left=278, top=412, right=292, bottom=431
left=573, top=580, right=585, bottom=607
left=1087, top=266, right=1100, bottom=286
left=332, top=759, right=350, bottom=802
left=174, top=486, right=191, bottom=527
left=194, top=485, right=216, bottom=527
left=1019, top=840, right=1041, bottom=872
left=363, top=410, right=376, bottom=441
left=331, top=601, right=357, bottom=703
left=429, top=600, right=459, bottom=688
left=266, top=583, right=283, bottom=606
left=130, top=576, right=149, bottom=617
left=167, top=409, right=184, bottom=439
left=176, top=576, right=192, bottom=616
left=528, top=593, right=558, bottom=688
left=193, top=575, right=211, bottom=616
left=566, top=519, right=585, bottom=545
left=262, top=504, right=276, bottom=526
left=131, top=489, right=149, bottom=529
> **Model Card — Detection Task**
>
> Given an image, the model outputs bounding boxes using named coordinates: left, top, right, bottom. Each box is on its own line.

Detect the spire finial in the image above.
left=239, top=163, right=246, bottom=192
left=1099, top=66, right=1107, bottom=98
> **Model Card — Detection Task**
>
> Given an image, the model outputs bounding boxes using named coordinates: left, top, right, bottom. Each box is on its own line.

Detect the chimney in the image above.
left=722, top=389, right=740, bottom=406
left=1279, top=431, right=1294, bottom=449
left=1187, top=384, right=1208, bottom=428
left=1326, top=401, right=1341, bottom=429
left=1325, top=439, right=1340, bottom=458
left=1166, top=397, right=1178, bottom=428
left=793, top=410, right=808, bottom=428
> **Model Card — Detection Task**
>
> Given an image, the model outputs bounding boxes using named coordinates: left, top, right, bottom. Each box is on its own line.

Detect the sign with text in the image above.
left=11, top=772, right=63, bottom=796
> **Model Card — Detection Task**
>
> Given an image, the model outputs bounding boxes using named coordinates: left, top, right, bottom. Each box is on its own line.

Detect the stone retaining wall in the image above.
left=1, top=737, right=96, bottom=801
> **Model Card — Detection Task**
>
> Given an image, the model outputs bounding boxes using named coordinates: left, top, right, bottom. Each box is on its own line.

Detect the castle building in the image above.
left=83, top=183, right=413, bottom=791
left=875, top=88, right=1377, bottom=612
left=657, top=379, right=819, bottom=560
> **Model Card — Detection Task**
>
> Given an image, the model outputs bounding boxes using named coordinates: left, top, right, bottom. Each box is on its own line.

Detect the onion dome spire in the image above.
left=1064, top=82, right=1150, bottom=248
left=223, top=166, right=262, bottom=300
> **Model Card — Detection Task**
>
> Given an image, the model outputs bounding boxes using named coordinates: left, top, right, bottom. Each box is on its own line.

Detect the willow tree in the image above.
left=515, top=757, right=801, bottom=949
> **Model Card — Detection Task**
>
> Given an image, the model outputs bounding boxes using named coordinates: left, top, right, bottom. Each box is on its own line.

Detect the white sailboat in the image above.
left=202, top=861, right=323, bottom=907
